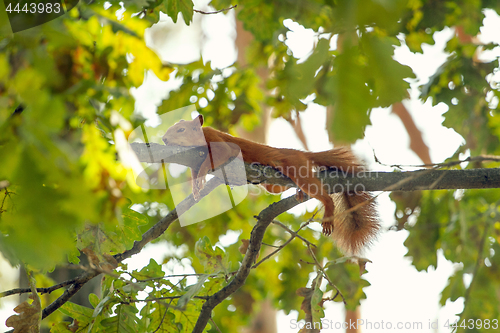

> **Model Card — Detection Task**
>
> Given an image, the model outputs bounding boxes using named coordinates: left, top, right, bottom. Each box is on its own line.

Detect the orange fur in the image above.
left=162, top=115, right=379, bottom=254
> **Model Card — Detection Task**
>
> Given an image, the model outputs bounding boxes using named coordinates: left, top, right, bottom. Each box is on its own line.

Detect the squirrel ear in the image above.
left=196, top=114, right=204, bottom=126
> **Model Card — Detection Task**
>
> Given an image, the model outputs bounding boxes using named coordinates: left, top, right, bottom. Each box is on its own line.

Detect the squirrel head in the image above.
left=162, top=115, right=206, bottom=146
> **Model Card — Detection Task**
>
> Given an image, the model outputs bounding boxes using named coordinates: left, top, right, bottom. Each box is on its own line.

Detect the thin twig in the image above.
left=380, top=154, right=500, bottom=169
left=459, top=220, right=491, bottom=321
left=252, top=235, right=295, bottom=269
left=127, top=295, right=209, bottom=303
left=194, top=5, right=237, bottom=15
left=271, top=220, right=317, bottom=248
left=210, top=317, right=223, bottom=333
left=127, top=272, right=217, bottom=283
left=299, top=259, right=316, bottom=265
left=252, top=220, right=313, bottom=269
left=307, top=244, right=346, bottom=305
left=152, top=306, right=169, bottom=333
left=0, top=279, right=77, bottom=298
left=261, top=242, right=282, bottom=248
left=191, top=195, right=302, bottom=333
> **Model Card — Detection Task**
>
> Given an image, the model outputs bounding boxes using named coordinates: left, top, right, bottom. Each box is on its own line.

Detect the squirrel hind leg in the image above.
left=321, top=201, right=335, bottom=235
left=286, top=173, right=336, bottom=234
left=306, top=188, right=336, bottom=235
left=260, top=183, right=290, bottom=194
left=321, top=216, right=334, bottom=235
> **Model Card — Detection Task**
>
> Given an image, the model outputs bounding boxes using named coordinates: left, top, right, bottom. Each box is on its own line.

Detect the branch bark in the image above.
left=192, top=195, right=302, bottom=333
left=14, top=178, right=224, bottom=322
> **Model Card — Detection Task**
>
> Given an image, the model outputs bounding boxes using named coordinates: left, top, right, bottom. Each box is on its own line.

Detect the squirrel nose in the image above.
left=162, top=137, right=168, bottom=145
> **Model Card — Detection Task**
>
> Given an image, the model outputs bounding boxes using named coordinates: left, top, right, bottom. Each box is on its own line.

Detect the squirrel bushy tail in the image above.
left=330, top=192, right=379, bottom=255
left=303, top=149, right=361, bottom=171
left=304, top=149, right=379, bottom=255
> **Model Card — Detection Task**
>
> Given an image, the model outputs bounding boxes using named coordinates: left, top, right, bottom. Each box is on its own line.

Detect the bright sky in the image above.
left=1, top=3, right=500, bottom=332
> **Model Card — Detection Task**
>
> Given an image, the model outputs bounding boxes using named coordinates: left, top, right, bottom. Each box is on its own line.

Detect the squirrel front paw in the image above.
left=193, top=188, right=200, bottom=201
left=192, top=178, right=203, bottom=201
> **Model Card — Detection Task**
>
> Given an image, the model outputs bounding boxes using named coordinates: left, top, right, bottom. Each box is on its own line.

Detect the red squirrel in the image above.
left=162, top=115, right=379, bottom=254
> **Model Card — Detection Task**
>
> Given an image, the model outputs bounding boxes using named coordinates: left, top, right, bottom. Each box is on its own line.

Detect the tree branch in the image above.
left=130, top=143, right=500, bottom=192
left=0, top=280, right=77, bottom=298
left=192, top=195, right=302, bottom=333
left=114, top=177, right=223, bottom=263
left=193, top=5, right=237, bottom=15
left=11, top=178, right=224, bottom=321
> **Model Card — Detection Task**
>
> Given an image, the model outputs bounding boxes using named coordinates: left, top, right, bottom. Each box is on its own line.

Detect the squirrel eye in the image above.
left=177, top=128, right=185, bottom=133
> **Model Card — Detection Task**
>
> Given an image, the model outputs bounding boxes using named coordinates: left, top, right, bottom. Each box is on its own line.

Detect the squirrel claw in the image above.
left=322, top=225, right=333, bottom=235
left=295, top=189, right=305, bottom=203
left=192, top=178, right=204, bottom=201
left=192, top=184, right=201, bottom=201
left=193, top=191, right=200, bottom=201
left=321, top=219, right=334, bottom=235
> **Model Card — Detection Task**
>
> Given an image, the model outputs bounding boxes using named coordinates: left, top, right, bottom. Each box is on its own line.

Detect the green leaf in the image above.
left=164, top=0, right=194, bottom=25
left=323, top=256, right=356, bottom=269
left=3, top=1, right=500, bottom=331
left=237, top=2, right=281, bottom=41
left=0, top=149, right=85, bottom=269
left=405, top=31, right=435, bottom=53
left=76, top=208, right=148, bottom=260
left=195, top=236, right=229, bottom=274
left=325, top=258, right=370, bottom=310
left=440, top=271, right=466, bottom=305
left=404, top=191, right=446, bottom=271
left=141, top=303, right=178, bottom=332
left=49, top=322, right=73, bottom=333
left=92, top=296, right=112, bottom=318
left=175, top=300, right=204, bottom=332
left=118, top=207, right=149, bottom=249
left=361, top=34, right=413, bottom=107
left=272, top=38, right=331, bottom=115
left=101, top=304, right=143, bottom=333
left=133, top=258, right=165, bottom=280
left=88, top=293, right=101, bottom=309
left=58, top=302, right=94, bottom=323
left=311, top=274, right=325, bottom=325
left=326, top=46, right=373, bottom=142
left=178, top=274, right=209, bottom=309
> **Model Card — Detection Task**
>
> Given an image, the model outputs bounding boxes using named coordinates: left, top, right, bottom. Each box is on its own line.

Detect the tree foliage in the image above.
left=1, top=0, right=500, bottom=332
